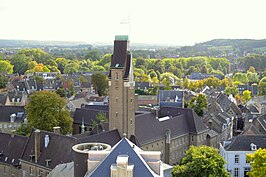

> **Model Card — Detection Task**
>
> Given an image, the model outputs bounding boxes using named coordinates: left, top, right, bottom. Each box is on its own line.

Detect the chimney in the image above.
left=11, top=130, right=16, bottom=138
left=34, top=129, right=41, bottom=163
left=165, top=129, right=171, bottom=164
left=53, top=126, right=61, bottom=134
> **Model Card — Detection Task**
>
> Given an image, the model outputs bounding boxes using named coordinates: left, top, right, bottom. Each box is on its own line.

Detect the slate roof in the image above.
left=87, top=138, right=159, bottom=177
left=74, top=129, right=121, bottom=146
left=0, top=132, right=27, bottom=166
left=158, top=90, right=184, bottom=108
left=0, top=105, right=25, bottom=122
left=72, top=107, right=108, bottom=126
left=47, top=162, right=74, bottom=177
left=7, top=91, right=24, bottom=103
left=225, top=135, right=266, bottom=151
left=188, top=72, right=224, bottom=80
left=135, top=107, right=208, bottom=145
left=135, top=82, right=150, bottom=89
left=109, top=40, right=132, bottom=79
left=257, top=114, right=266, bottom=131
left=242, top=124, right=261, bottom=135
left=21, top=129, right=122, bottom=170
left=21, top=129, right=78, bottom=169
left=0, top=93, right=7, bottom=105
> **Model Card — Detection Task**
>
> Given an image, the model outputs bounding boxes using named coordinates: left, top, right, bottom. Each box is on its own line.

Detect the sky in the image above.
left=0, top=0, right=266, bottom=45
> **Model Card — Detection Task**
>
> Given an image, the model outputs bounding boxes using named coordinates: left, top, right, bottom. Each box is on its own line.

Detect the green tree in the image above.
left=26, top=91, right=73, bottom=135
left=242, top=90, right=251, bottom=102
left=258, top=77, right=266, bottom=95
left=64, top=62, right=79, bottom=74
left=188, top=94, right=208, bottom=117
left=224, top=86, right=239, bottom=96
left=55, top=88, right=66, bottom=97
left=172, top=146, right=230, bottom=177
left=91, top=73, right=108, bottom=96
left=10, top=54, right=32, bottom=74
left=247, top=66, right=256, bottom=73
left=85, top=50, right=100, bottom=61
left=246, top=148, right=266, bottom=177
left=0, top=60, right=13, bottom=74
left=0, top=75, right=8, bottom=89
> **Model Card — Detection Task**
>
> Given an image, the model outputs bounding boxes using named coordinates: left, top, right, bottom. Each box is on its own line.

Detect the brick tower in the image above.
left=108, top=35, right=135, bottom=138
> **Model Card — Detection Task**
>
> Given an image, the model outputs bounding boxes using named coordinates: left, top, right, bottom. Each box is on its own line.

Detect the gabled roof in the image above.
left=72, top=107, right=108, bottom=125
left=0, top=132, right=27, bottom=166
left=135, top=107, right=208, bottom=145
left=242, top=124, right=261, bottom=135
left=21, top=129, right=78, bottom=169
left=74, top=129, right=121, bottom=147
left=87, top=138, right=159, bottom=177
left=257, top=114, right=266, bottom=131
left=0, top=105, right=25, bottom=122
left=225, top=135, right=266, bottom=151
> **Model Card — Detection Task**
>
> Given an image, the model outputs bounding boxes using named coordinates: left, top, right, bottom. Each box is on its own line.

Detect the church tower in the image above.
left=109, top=35, right=135, bottom=138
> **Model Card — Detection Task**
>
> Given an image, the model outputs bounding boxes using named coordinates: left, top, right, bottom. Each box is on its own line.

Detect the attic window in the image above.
left=29, top=155, right=35, bottom=162
left=115, top=64, right=119, bottom=68
left=250, top=143, right=257, bottom=151
left=45, top=159, right=52, bottom=167
left=5, top=157, right=8, bottom=162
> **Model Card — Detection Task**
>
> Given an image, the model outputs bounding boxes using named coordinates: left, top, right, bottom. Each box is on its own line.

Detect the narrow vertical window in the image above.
left=234, top=168, right=239, bottom=177
left=115, top=73, right=118, bottom=80
left=235, top=155, right=239, bottom=164
left=116, top=112, right=118, bottom=117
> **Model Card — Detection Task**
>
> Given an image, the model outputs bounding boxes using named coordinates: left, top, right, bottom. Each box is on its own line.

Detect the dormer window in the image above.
left=115, top=73, right=119, bottom=80
left=250, top=143, right=257, bottom=151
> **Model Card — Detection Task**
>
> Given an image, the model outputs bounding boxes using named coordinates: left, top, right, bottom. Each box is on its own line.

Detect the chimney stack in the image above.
left=165, top=129, right=171, bottom=164
left=34, top=129, right=41, bottom=163
left=53, top=126, right=61, bottom=134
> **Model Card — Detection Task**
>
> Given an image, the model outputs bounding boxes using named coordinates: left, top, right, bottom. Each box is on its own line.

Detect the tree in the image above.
left=224, top=86, right=239, bottom=96
left=91, top=73, right=108, bottom=96
left=10, top=54, right=32, bottom=74
left=188, top=94, right=208, bottom=117
left=247, top=66, right=256, bottom=73
left=26, top=91, right=73, bottom=135
left=258, top=77, right=266, bottom=95
left=246, top=148, right=266, bottom=177
left=0, top=75, right=8, bottom=89
left=55, top=88, right=66, bottom=97
left=85, top=50, right=100, bottom=61
left=242, top=90, right=251, bottom=102
left=172, top=146, right=230, bottom=177
left=64, top=62, right=79, bottom=74
left=0, top=60, right=13, bottom=74
left=92, top=112, right=108, bottom=133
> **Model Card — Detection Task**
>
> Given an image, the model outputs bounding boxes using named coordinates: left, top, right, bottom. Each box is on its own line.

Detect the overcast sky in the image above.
left=1, top=0, right=266, bottom=45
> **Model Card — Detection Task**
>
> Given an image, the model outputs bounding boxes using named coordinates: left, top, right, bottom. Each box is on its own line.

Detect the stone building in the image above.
left=106, top=35, right=217, bottom=165
left=0, top=132, right=27, bottom=177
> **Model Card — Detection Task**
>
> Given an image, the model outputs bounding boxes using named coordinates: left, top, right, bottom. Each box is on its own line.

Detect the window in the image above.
left=115, top=73, right=118, bottom=80
left=115, top=97, right=118, bottom=102
left=115, top=112, right=118, bottom=117
left=191, top=136, right=194, bottom=141
left=235, top=155, right=239, bottom=164
left=234, top=168, right=239, bottom=177
left=30, top=167, right=33, bottom=175
left=39, top=170, right=43, bottom=176
left=130, top=97, right=133, bottom=103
